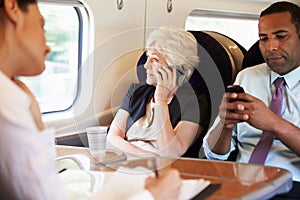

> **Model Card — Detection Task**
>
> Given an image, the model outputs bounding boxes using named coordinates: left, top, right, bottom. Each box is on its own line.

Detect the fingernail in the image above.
left=237, top=104, right=244, bottom=110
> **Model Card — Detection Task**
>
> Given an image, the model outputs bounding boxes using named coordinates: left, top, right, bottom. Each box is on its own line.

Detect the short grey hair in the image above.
left=146, top=25, right=199, bottom=83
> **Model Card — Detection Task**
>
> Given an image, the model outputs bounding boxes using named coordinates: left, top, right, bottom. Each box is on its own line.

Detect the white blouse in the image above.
left=0, top=71, right=67, bottom=199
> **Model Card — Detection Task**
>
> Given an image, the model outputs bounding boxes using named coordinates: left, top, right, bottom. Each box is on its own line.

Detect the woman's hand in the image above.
left=13, top=78, right=45, bottom=131
left=154, top=66, right=178, bottom=104
left=145, top=168, right=182, bottom=200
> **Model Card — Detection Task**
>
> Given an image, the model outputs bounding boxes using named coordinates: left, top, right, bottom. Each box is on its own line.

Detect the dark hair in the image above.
left=260, top=1, right=300, bottom=35
left=0, top=0, right=37, bottom=11
left=17, top=0, right=37, bottom=11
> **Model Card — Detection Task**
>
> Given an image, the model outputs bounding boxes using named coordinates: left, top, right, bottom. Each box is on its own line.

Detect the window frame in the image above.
left=38, top=0, right=95, bottom=124
left=185, top=8, right=260, bottom=50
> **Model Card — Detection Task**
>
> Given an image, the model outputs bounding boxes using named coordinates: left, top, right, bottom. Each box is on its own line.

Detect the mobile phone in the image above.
left=168, top=66, right=184, bottom=84
left=226, top=85, right=245, bottom=102
left=226, top=85, right=244, bottom=93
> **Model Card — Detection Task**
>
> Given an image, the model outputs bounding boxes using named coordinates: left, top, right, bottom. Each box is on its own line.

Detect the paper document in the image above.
left=59, top=169, right=104, bottom=200
left=57, top=157, right=211, bottom=200
left=91, top=166, right=210, bottom=200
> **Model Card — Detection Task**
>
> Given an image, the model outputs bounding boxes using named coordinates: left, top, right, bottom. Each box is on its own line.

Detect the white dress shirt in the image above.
left=203, top=63, right=300, bottom=181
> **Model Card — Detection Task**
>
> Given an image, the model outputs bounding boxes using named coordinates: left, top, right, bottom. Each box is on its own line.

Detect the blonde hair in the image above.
left=146, top=25, right=199, bottom=82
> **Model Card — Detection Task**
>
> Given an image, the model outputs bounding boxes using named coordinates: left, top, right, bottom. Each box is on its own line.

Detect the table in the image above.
left=56, top=145, right=292, bottom=200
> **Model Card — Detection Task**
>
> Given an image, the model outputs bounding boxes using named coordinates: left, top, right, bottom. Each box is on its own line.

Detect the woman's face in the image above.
left=144, top=49, right=169, bottom=86
left=15, top=3, right=50, bottom=77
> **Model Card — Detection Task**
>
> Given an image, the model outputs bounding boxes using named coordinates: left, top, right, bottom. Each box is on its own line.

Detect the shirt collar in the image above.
left=270, top=66, right=300, bottom=89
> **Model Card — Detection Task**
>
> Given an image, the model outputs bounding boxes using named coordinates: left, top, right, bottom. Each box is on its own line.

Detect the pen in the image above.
left=58, top=168, right=67, bottom=173
left=152, top=159, right=159, bottom=178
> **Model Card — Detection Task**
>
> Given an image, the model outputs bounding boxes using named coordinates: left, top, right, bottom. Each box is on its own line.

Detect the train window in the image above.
left=185, top=9, right=259, bottom=50
left=19, top=1, right=93, bottom=115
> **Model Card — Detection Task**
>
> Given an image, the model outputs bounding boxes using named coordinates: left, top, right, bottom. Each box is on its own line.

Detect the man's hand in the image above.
left=235, top=93, right=279, bottom=132
left=218, top=92, right=248, bottom=129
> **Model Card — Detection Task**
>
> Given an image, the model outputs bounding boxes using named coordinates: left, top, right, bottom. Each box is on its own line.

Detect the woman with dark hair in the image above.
left=0, top=0, right=63, bottom=199
left=0, top=1, right=182, bottom=199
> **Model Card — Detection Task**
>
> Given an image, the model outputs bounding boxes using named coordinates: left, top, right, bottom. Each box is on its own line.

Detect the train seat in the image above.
left=242, top=40, right=265, bottom=68
left=226, top=40, right=265, bottom=161
left=136, top=30, right=247, bottom=158
left=188, top=31, right=247, bottom=129
left=191, top=31, right=247, bottom=158
left=189, top=31, right=247, bottom=87
left=136, top=50, right=210, bottom=158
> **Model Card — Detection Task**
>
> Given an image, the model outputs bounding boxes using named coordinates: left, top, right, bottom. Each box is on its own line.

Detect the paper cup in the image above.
left=86, top=126, right=108, bottom=156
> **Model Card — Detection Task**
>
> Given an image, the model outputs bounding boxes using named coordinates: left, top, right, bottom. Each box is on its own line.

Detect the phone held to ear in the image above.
left=157, top=66, right=184, bottom=85
left=168, top=66, right=184, bottom=83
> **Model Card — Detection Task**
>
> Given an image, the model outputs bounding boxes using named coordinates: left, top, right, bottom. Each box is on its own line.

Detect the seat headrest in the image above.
left=242, top=40, right=265, bottom=68
left=136, top=51, right=147, bottom=84
left=137, top=31, right=248, bottom=88
left=189, top=31, right=232, bottom=86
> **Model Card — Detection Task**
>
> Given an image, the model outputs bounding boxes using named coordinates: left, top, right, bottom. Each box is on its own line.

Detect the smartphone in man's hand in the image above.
left=226, top=85, right=244, bottom=93
left=226, top=85, right=245, bottom=102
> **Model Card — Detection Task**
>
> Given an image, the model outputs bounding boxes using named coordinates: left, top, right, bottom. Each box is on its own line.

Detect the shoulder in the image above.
left=122, top=83, right=143, bottom=98
left=0, top=73, right=30, bottom=114
left=238, top=63, right=269, bottom=77
left=0, top=73, right=38, bottom=137
left=129, top=82, right=142, bottom=88
left=235, top=63, right=270, bottom=83
left=234, top=63, right=271, bottom=94
left=127, top=83, right=144, bottom=92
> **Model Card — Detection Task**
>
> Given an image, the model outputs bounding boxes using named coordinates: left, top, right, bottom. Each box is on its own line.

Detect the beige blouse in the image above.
left=126, top=98, right=169, bottom=155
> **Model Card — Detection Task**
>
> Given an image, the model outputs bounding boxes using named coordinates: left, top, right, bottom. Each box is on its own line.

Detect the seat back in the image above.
left=189, top=31, right=247, bottom=86
left=242, top=40, right=265, bottom=68
left=226, top=40, right=265, bottom=161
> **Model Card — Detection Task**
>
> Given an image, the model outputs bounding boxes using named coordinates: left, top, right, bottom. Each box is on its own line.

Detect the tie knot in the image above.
left=274, top=77, right=285, bottom=89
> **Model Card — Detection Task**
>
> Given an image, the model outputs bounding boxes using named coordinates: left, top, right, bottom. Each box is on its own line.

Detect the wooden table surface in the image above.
left=56, top=145, right=293, bottom=200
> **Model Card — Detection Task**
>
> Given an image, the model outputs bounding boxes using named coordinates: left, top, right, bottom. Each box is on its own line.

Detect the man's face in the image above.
left=258, top=12, right=300, bottom=75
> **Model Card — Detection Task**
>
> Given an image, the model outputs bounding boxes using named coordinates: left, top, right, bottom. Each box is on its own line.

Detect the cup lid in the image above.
left=86, top=126, right=108, bottom=133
